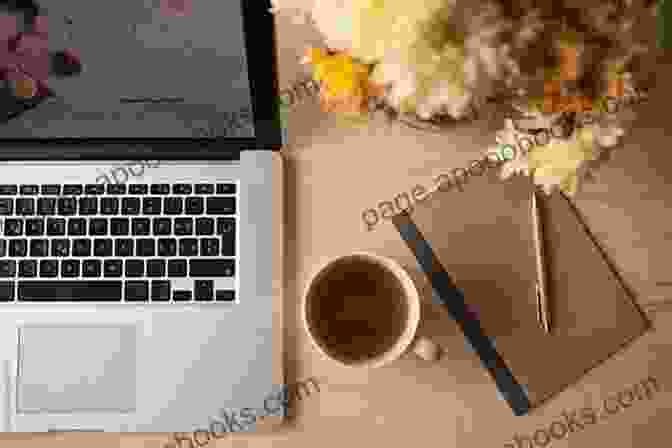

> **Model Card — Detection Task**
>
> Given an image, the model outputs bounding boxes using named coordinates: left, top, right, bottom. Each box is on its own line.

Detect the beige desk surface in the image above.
left=7, top=10, right=672, bottom=448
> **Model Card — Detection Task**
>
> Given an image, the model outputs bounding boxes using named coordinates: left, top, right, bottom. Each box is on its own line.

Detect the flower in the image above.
left=0, top=14, right=52, bottom=99
left=526, top=126, right=603, bottom=195
left=302, top=47, right=375, bottom=116
left=498, top=115, right=625, bottom=196
left=309, top=0, right=357, bottom=50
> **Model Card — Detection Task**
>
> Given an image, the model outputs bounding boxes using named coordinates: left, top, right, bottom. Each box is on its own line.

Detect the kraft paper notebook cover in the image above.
left=392, top=171, right=650, bottom=415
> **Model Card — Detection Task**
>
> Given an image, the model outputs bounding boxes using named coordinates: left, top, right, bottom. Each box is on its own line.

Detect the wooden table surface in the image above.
left=5, top=6, right=672, bottom=448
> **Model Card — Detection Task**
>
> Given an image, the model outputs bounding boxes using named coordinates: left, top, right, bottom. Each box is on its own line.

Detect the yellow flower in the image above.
left=528, top=127, right=601, bottom=195
left=302, top=47, right=374, bottom=115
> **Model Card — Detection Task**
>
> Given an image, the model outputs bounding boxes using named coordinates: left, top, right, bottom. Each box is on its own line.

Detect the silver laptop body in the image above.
left=0, top=0, right=284, bottom=432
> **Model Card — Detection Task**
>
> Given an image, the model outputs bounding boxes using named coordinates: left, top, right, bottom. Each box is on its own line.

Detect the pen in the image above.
left=532, top=188, right=551, bottom=333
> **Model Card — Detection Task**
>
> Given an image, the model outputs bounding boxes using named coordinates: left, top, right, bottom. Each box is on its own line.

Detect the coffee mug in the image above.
left=302, top=252, right=442, bottom=368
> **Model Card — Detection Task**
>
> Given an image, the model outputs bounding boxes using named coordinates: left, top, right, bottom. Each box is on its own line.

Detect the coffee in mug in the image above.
left=303, top=252, right=441, bottom=368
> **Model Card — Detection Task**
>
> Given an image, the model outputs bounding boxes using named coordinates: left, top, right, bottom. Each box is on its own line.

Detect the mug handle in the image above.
left=410, top=336, right=442, bottom=362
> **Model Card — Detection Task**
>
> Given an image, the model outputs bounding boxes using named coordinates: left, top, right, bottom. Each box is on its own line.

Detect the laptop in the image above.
left=0, top=0, right=284, bottom=432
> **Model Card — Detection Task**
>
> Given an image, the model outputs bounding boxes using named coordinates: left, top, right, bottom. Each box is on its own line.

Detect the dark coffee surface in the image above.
left=307, top=256, right=410, bottom=364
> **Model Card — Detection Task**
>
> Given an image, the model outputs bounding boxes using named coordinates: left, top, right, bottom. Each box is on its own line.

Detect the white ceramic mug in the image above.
left=302, top=252, right=442, bottom=368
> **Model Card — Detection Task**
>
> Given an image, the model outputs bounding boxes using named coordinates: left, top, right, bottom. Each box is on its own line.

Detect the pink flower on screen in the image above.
left=13, top=32, right=51, bottom=82
left=1, top=13, right=81, bottom=102
left=0, top=14, right=52, bottom=96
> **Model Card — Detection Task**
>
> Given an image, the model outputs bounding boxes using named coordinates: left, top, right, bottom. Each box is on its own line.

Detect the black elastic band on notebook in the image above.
left=392, top=211, right=531, bottom=416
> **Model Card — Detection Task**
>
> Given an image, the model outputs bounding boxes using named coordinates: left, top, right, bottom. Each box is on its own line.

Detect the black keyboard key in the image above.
left=63, top=184, right=83, bottom=195
left=206, top=197, right=236, bottom=215
left=0, top=198, right=13, bottom=215
left=39, top=259, right=59, bottom=277
left=85, top=184, right=105, bottom=195
left=72, top=239, right=91, bottom=257
left=19, top=260, right=37, bottom=278
left=195, top=280, right=213, bottom=301
left=216, top=290, right=235, bottom=301
left=57, top=197, right=77, bottom=215
left=158, top=238, right=177, bottom=257
left=94, top=239, right=113, bottom=257
left=16, top=198, right=35, bottom=215
left=9, top=239, right=27, bottom=257
left=82, top=260, right=102, bottom=277
left=19, top=185, right=39, bottom=195
left=132, top=218, right=150, bottom=236
left=195, top=184, right=214, bottom=195
left=107, top=184, right=126, bottom=195
left=168, top=259, right=187, bottom=277
left=196, top=217, right=214, bottom=235
left=125, top=280, right=148, bottom=301
left=122, top=197, right=141, bottom=215
left=129, top=184, right=148, bottom=195
left=79, top=197, right=98, bottom=215
left=136, top=239, right=155, bottom=257
left=51, top=239, right=69, bottom=257
left=30, top=239, right=49, bottom=257
left=46, top=218, right=66, bottom=236
left=115, top=238, right=134, bottom=257
left=173, top=290, right=191, bottom=301
left=111, top=218, right=130, bottom=236
left=173, top=184, right=192, bottom=195
left=200, top=238, right=219, bottom=257
left=67, top=218, right=86, bottom=236
left=174, top=218, right=193, bottom=235
left=0, top=240, right=6, bottom=256
left=216, top=183, right=236, bottom=194
left=101, top=197, right=119, bottom=215
left=37, top=197, right=56, bottom=215
left=185, top=197, right=204, bottom=215
left=25, top=218, right=44, bottom=236
left=153, top=218, right=171, bottom=236
left=104, top=260, right=123, bottom=277
left=179, top=239, right=198, bottom=256
left=61, top=260, right=80, bottom=278
left=0, top=281, right=14, bottom=301
left=190, top=259, right=235, bottom=277
left=125, top=260, right=144, bottom=277
left=19, top=281, right=122, bottom=301
left=151, top=184, right=170, bottom=195
left=4, top=219, right=22, bottom=236
left=164, top=197, right=183, bottom=215
left=89, top=218, right=108, bottom=236
left=143, top=197, right=162, bottom=215
left=151, top=280, right=170, bottom=301
left=147, top=259, right=166, bottom=277
left=41, top=184, right=60, bottom=195
left=218, top=219, right=235, bottom=256
left=0, top=185, right=17, bottom=195
left=0, top=260, right=16, bottom=277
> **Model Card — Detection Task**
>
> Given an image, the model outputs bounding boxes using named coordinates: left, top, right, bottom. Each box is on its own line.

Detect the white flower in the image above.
left=497, top=119, right=531, bottom=178
left=310, top=0, right=356, bottom=50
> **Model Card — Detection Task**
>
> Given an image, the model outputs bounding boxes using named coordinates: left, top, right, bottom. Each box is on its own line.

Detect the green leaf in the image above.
left=658, top=0, right=671, bottom=49
left=276, top=97, right=290, bottom=130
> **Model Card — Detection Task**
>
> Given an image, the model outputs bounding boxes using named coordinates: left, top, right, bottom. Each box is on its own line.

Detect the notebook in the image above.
left=392, top=170, right=650, bottom=415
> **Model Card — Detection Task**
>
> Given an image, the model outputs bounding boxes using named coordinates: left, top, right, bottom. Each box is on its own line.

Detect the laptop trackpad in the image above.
left=17, top=325, right=137, bottom=413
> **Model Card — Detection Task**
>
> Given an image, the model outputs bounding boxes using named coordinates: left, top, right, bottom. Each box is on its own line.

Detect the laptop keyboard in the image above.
left=0, top=183, right=237, bottom=303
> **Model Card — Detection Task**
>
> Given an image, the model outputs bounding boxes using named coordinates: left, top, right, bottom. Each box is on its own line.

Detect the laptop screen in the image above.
left=0, top=0, right=280, bottom=148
